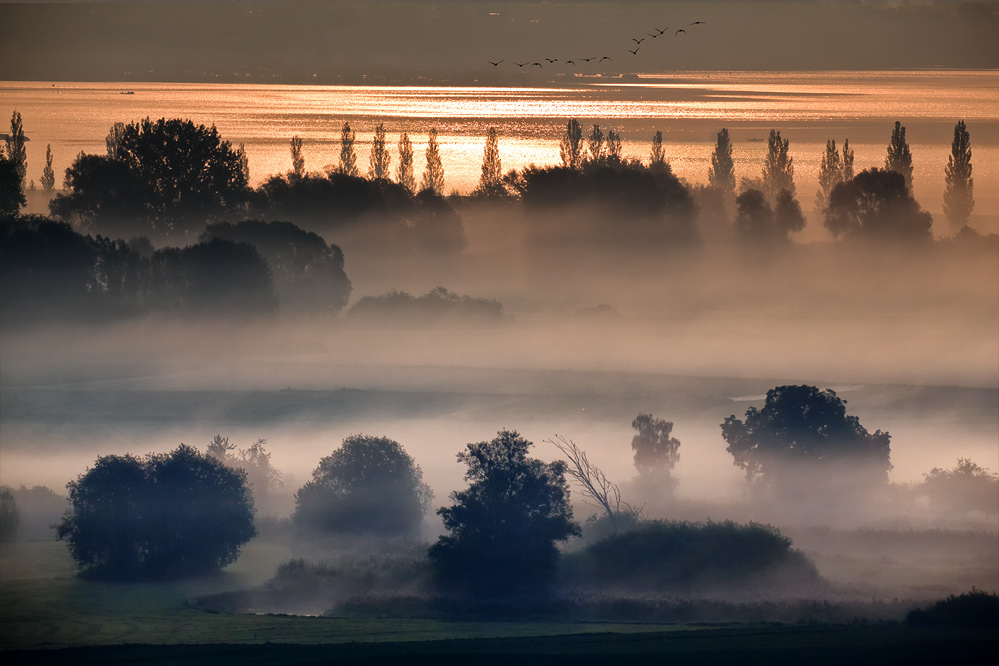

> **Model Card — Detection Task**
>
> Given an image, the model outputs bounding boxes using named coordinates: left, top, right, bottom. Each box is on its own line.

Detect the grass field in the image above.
left=2, top=539, right=997, bottom=665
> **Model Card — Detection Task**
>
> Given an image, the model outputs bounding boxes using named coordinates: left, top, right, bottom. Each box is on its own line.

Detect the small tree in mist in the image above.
left=338, top=121, right=359, bottom=177
left=420, top=128, right=445, bottom=196
left=774, top=189, right=806, bottom=238
left=919, top=458, right=997, bottom=516
left=429, top=429, right=579, bottom=598
left=885, top=120, right=914, bottom=192
left=289, top=135, right=306, bottom=180
left=559, top=119, right=584, bottom=170
left=721, top=385, right=892, bottom=494
left=649, top=131, right=667, bottom=174
left=943, top=120, right=974, bottom=230
left=587, top=124, right=605, bottom=163
left=473, top=126, right=505, bottom=197
left=206, top=434, right=283, bottom=503
left=294, top=434, right=431, bottom=537
left=825, top=168, right=932, bottom=241
left=631, top=413, right=681, bottom=493
left=606, top=128, right=623, bottom=163
left=708, top=128, right=735, bottom=195
left=368, top=122, right=391, bottom=181
left=736, top=188, right=806, bottom=243
left=548, top=435, right=641, bottom=530
left=57, top=445, right=256, bottom=579
left=5, top=111, right=27, bottom=188
left=761, top=129, right=794, bottom=201
left=0, top=487, right=19, bottom=542
left=40, top=144, right=55, bottom=192
left=397, top=132, right=416, bottom=193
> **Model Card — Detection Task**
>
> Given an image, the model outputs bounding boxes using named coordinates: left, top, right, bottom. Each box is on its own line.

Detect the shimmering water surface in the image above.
left=3, top=71, right=997, bottom=235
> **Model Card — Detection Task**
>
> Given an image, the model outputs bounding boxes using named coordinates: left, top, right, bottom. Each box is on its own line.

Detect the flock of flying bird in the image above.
left=487, top=21, right=707, bottom=70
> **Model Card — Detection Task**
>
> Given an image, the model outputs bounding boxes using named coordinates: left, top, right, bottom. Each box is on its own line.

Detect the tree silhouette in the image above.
left=105, top=122, right=126, bottom=161
left=943, top=120, right=974, bottom=230
left=825, top=168, right=932, bottom=241
left=548, top=435, right=640, bottom=528
left=761, top=129, right=794, bottom=201
left=338, top=121, right=359, bottom=177
left=708, top=128, right=735, bottom=195
left=649, top=131, right=667, bottom=175
left=631, top=413, right=681, bottom=490
left=368, top=122, right=391, bottom=180
left=842, top=138, right=855, bottom=181
left=397, top=132, right=416, bottom=193
left=0, top=487, right=18, bottom=543
left=5, top=111, right=27, bottom=188
left=919, top=458, right=997, bottom=516
left=721, top=385, right=892, bottom=491
left=735, top=188, right=803, bottom=243
left=40, top=144, right=55, bottom=191
left=606, top=128, right=623, bottom=162
left=816, top=139, right=842, bottom=211
left=420, top=127, right=445, bottom=195
left=559, top=119, right=584, bottom=171
left=0, top=155, right=25, bottom=215
left=293, top=434, right=431, bottom=537
left=289, top=135, right=305, bottom=180
left=587, top=124, right=605, bottom=163
left=57, top=445, right=256, bottom=580
left=885, top=121, right=914, bottom=192
left=474, top=126, right=504, bottom=197
left=429, top=429, right=579, bottom=598
left=774, top=189, right=806, bottom=237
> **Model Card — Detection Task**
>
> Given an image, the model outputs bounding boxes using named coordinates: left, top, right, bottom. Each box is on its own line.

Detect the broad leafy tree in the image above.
left=708, top=128, right=735, bottom=195
left=56, top=445, right=256, bottom=579
left=429, top=430, right=579, bottom=598
left=420, top=128, right=445, bottom=195
left=202, top=219, right=352, bottom=313
left=721, top=385, right=892, bottom=492
left=824, top=168, right=932, bottom=241
left=294, top=434, right=432, bottom=537
left=368, top=122, right=391, bottom=180
left=943, top=120, right=974, bottom=230
left=631, top=413, right=681, bottom=484
left=919, top=458, right=997, bottom=516
left=885, top=120, right=914, bottom=192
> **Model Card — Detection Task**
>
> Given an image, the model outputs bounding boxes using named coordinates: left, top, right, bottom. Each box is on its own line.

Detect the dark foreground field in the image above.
left=5, top=626, right=997, bottom=665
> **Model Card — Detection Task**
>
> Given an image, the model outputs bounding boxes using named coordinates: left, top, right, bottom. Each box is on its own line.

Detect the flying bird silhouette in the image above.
left=646, top=32, right=658, bottom=38
left=632, top=37, right=645, bottom=44
left=545, top=58, right=558, bottom=63
left=531, top=62, right=543, bottom=68
left=655, top=27, right=667, bottom=35
left=599, top=56, right=612, bottom=61
left=675, top=29, right=686, bottom=35
left=580, top=57, right=596, bottom=62
left=565, top=60, right=576, bottom=66
left=488, top=60, right=504, bottom=66
left=628, top=47, right=640, bottom=55
left=690, top=21, right=706, bottom=25
left=514, top=62, right=528, bottom=67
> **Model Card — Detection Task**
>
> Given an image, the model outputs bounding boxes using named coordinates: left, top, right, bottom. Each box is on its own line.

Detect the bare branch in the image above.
left=546, top=435, right=640, bottom=523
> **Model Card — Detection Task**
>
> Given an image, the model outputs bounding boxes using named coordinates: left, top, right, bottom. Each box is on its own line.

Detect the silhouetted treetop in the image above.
left=943, top=120, right=974, bottom=231
left=824, top=167, right=932, bottom=241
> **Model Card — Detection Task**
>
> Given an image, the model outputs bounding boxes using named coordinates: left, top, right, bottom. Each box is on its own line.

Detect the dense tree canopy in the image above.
left=0, top=155, right=25, bottom=216
left=57, top=445, right=256, bottom=579
left=294, top=435, right=432, bottom=537
left=631, top=413, right=681, bottom=484
left=51, top=118, right=250, bottom=238
left=824, top=168, right=932, bottom=241
left=721, top=385, right=892, bottom=491
left=429, top=430, right=579, bottom=598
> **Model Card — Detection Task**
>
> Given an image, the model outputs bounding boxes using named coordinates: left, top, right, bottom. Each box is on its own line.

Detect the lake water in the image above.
left=2, top=70, right=998, bottom=238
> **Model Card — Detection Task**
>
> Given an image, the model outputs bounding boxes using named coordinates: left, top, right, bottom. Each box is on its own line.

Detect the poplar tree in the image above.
left=368, top=122, right=391, bottom=180
left=559, top=119, right=584, bottom=170
left=842, top=138, right=854, bottom=181
left=397, top=132, right=415, bottom=193
left=943, top=120, right=974, bottom=229
left=587, top=124, right=605, bottom=163
left=708, top=128, right=735, bottom=195
left=41, top=144, right=55, bottom=191
left=816, top=139, right=842, bottom=211
left=885, top=121, right=913, bottom=192
left=421, top=128, right=445, bottom=195
left=606, top=129, right=622, bottom=162
left=339, top=121, right=358, bottom=177
left=649, top=131, right=667, bottom=173
left=5, top=111, right=26, bottom=187
left=475, top=126, right=503, bottom=196
left=761, top=129, right=794, bottom=201
left=290, top=136, right=305, bottom=180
